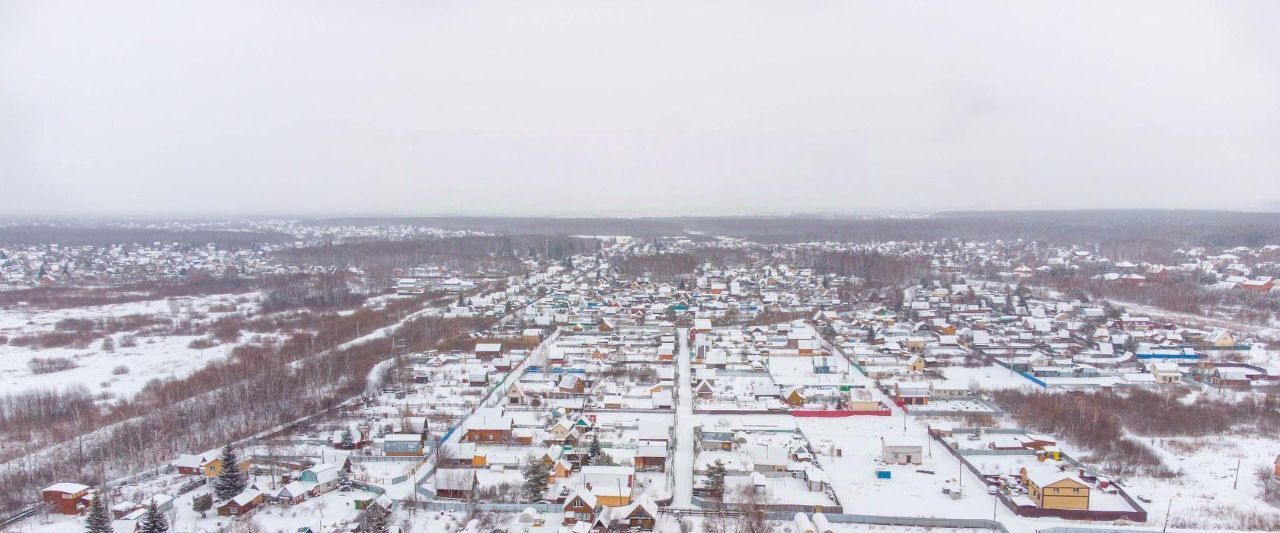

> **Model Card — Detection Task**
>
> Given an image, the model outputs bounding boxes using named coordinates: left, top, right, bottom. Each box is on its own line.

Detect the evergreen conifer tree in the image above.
left=704, top=459, right=728, bottom=499
left=588, top=434, right=602, bottom=460
left=192, top=493, right=213, bottom=518
left=520, top=456, right=550, bottom=502
left=338, top=467, right=353, bottom=492
left=84, top=489, right=112, bottom=533
left=137, top=501, right=168, bottom=533
left=213, top=444, right=247, bottom=500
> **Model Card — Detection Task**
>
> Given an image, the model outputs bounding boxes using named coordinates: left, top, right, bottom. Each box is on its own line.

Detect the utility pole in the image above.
left=1163, top=494, right=1177, bottom=533
left=1233, top=459, right=1241, bottom=489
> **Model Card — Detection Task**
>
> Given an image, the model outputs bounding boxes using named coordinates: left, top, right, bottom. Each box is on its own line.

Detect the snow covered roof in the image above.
left=230, top=489, right=262, bottom=506
left=42, top=482, right=89, bottom=494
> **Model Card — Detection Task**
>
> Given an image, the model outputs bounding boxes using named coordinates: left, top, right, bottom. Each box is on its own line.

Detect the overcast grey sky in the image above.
left=2, top=1, right=1278, bottom=217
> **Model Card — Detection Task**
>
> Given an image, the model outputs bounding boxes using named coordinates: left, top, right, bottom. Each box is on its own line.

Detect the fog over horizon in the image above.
left=3, top=1, right=1279, bottom=217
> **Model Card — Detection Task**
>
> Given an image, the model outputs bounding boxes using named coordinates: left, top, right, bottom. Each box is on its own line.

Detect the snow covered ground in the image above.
left=1124, top=434, right=1280, bottom=531
left=0, top=293, right=258, bottom=399
left=939, top=365, right=1038, bottom=392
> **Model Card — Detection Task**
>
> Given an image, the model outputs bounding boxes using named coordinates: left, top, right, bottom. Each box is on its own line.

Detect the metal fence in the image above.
left=350, top=455, right=422, bottom=463
left=403, top=500, right=558, bottom=513
left=764, top=511, right=1008, bottom=531
left=107, top=464, right=175, bottom=489
left=690, top=496, right=845, bottom=516
left=677, top=503, right=1008, bottom=532
left=958, top=449, right=1039, bottom=457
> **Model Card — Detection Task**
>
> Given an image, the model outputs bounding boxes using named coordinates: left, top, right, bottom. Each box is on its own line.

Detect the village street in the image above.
left=673, top=327, right=695, bottom=508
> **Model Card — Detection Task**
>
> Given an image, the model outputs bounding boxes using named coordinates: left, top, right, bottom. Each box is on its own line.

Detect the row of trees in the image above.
left=0, top=273, right=257, bottom=309
left=677, top=211, right=1280, bottom=248
left=614, top=253, right=699, bottom=282
left=801, top=250, right=931, bottom=286
left=990, top=389, right=1199, bottom=477
left=1039, top=266, right=1280, bottom=323
left=0, top=308, right=488, bottom=512
left=273, top=235, right=599, bottom=284
left=259, top=273, right=370, bottom=312
left=0, top=226, right=285, bottom=247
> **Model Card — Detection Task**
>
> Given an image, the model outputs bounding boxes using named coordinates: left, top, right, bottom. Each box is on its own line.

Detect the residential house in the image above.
left=298, top=463, right=341, bottom=495
left=634, top=446, right=668, bottom=472
left=435, top=469, right=478, bottom=500
left=881, top=440, right=923, bottom=465
left=475, top=343, right=503, bottom=360
left=562, top=489, right=600, bottom=525
left=749, top=445, right=790, bottom=473
left=615, top=495, right=658, bottom=530
left=1212, top=368, right=1252, bottom=387
left=1020, top=468, right=1090, bottom=510
left=1150, top=362, right=1183, bottom=384
left=217, top=489, right=264, bottom=516
left=202, top=455, right=251, bottom=479
left=383, top=433, right=425, bottom=456
left=40, top=483, right=90, bottom=515
left=172, top=453, right=215, bottom=476
left=1203, top=329, right=1236, bottom=348
left=894, top=381, right=932, bottom=406
left=274, top=481, right=309, bottom=505
left=782, top=387, right=807, bottom=407
left=637, top=421, right=671, bottom=446
left=462, top=410, right=514, bottom=443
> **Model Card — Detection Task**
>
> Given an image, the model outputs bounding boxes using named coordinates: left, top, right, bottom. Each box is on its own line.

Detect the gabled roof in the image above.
left=564, top=488, right=597, bottom=509
left=229, top=489, right=262, bottom=506
left=435, top=469, right=477, bottom=491
left=618, top=494, right=658, bottom=519
left=172, top=453, right=213, bottom=469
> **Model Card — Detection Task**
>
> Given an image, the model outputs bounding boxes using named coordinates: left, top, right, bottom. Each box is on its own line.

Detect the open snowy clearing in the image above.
left=0, top=292, right=260, bottom=398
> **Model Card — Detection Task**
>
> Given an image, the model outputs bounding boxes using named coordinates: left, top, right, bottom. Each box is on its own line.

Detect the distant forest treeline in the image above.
left=274, top=235, right=599, bottom=281
left=677, top=210, right=1280, bottom=248
left=309, top=216, right=685, bottom=236
left=7, top=210, right=1279, bottom=250
left=315, top=210, right=1280, bottom=248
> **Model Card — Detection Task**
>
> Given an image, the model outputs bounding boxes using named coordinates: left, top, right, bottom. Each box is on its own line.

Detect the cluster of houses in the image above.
left=812, top=280, right=1275, bottom=393
left=24, top=233, right=1280, bottom=532
left=425, top=327, right=680, bottom=522
left=691, top=425, right=841, bottom=511
left=684, top=321, right=888, bottom=414
left=1, top=241, right=278, bottom=287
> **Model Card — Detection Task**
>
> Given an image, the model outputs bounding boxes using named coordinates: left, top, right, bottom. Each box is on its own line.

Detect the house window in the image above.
left=1073, top=488, right=1080, bottom=494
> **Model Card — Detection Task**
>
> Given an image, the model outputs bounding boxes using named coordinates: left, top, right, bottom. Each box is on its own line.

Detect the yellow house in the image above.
left=204, top=457, right=252, bottom=479
left=552, top=459, right=573, bottom=480
left=591, top=485, right=632, bottom=507
left=783, top=387, right=806, bottom=407
left=906, top=355, right=925, bottom=372
left=1205, top=329, right=1235, bottom=348
left=472, top=452, right=487, bottom=468
left=548, top=419, right=575, bottom=442
left=1021, top=468, right=1089, bottom=510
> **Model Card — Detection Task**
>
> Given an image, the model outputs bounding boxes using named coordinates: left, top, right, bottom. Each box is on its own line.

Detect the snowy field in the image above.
left=939, top=366, right=1038, bottom=392
left=0, top=293, right=259, bottom=399
left=1125, top=434, right=1280, bottom=531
